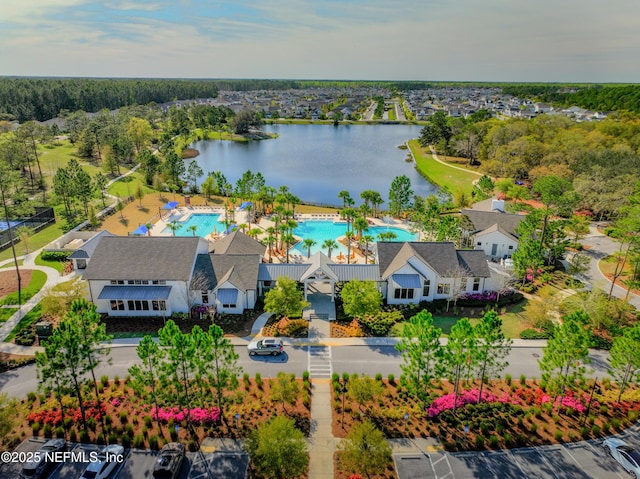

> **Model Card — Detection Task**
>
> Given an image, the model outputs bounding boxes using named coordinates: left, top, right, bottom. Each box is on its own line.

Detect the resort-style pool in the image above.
left=292, top=220, right=417, bottom=257
left=161, top=213, right=228, bottom=237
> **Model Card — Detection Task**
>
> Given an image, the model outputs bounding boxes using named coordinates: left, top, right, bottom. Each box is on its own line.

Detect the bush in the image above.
left=387, top=374, right=395, bottom=385
left=357, top=310, right=403, bottom=336
left=40, top=251, right=72, bottom=262
left=79, top=430, right=90, bottom=443
left=148, top=435, right=159, bottom=450
left=475, top=435, right=485, bottom=449
left=43, top=424, right=52, bottom=438
left=554, top=430, right=563, bottom=441
left=133, top=434, right=145, bottom=449
left=520, top=328, right=551, bottom=340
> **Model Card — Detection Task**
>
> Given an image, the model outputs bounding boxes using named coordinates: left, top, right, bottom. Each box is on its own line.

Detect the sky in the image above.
left=1, top=0, right=638, bottom=82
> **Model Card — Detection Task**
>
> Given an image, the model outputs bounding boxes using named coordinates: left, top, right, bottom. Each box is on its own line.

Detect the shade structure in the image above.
left=161, top=201, right=179, bottom=210
left=131, top=224, right=148, bottom=235
left=391, top=274, right=422, bottom=288
left=216, top=288, right=238, bottom=304
left=98, top=285, right=172, bottom=300
left=239, top=201, right=252, bottom=210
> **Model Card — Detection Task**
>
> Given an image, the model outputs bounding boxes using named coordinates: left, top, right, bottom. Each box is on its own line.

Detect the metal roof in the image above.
left=258, top=264, right=309, bottom=281
left=391, top=274, right=422, bottom=288
left=97, top=285, right=172, bottom=300
left=329, top=264, right=381, bottom=282
left=217, top=288, right=238, bottom=303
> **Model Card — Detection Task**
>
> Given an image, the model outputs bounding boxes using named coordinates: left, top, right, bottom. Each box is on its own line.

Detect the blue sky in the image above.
left=1, top=0, right=638, bottom=82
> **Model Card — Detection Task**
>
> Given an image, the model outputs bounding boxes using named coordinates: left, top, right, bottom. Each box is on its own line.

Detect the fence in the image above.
left=0, top=207, right=56, bottom=252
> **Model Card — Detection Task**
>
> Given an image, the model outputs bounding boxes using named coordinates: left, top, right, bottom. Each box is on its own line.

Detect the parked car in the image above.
left=19, top=438, right=66, bottom=478
left=80, top=444, right=125, bottom=479
left=603, top=438, right=640, bottom=478
left=153, top=442, right=185, bottom=478
left=247, top=337, right=284, bottom=356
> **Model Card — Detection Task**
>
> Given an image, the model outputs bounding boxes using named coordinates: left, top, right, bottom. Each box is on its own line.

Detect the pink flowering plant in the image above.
left=151, top=406, right=221, bottom=425
left=427, top=388, right=596, bottom=417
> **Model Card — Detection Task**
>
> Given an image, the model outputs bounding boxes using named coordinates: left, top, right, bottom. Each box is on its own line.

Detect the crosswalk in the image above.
left=307, top=345, right=332, bottom=379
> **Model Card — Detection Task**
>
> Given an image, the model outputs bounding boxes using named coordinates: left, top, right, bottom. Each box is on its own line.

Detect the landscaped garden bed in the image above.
left=330, top=374, right=640, bottom=452
left=10, top=374, right=311, bottom=451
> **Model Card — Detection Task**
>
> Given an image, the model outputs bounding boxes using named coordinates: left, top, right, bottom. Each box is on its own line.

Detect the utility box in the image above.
left=36, top=321, right=53, bottom=339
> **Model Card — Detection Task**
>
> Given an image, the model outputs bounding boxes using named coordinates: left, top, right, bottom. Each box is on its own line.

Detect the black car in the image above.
left=19, top=438, right=67, bottom=479
left=153, top=442, right=185, bottom=478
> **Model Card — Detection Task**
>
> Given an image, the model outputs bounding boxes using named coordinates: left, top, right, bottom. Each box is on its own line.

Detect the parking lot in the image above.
left=394, top=431, right=640, bottom=478
left=0, top=439, right=249, bottom=479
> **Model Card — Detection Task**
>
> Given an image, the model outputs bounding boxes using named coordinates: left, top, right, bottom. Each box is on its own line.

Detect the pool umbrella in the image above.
left=239, top=201, right=252, bottom=210
left=161, top=201, right=179, bottom=210
left=131, top=224, right=148, bottom=235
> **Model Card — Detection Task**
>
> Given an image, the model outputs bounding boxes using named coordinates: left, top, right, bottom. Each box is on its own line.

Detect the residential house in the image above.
left=460, top=203, right=525, bottom=260
left=376, top=242, right=490, bottom=305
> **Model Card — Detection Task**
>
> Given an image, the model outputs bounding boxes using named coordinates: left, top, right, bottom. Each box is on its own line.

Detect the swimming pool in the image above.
left=292, top=220, right=418, bottom=256
left=161, top=213, right=228, bottom=237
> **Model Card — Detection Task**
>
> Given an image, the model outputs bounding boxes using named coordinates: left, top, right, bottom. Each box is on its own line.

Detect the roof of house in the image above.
left=377, top=242, right=489, bottom=278
left=460, top=209, right=524, bottom=238
left=473, top=223, right=519, bottom=241
left=83, top=236, right=203, bottom=281
left=68, top=230, right=117, bottom=260
left=193, top=254, right=261, bottom=291
left=209, top=230, right=266, bottom=256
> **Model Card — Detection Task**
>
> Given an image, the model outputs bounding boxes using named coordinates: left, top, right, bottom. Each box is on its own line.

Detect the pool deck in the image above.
left=147, top=208, right=417, bottom=265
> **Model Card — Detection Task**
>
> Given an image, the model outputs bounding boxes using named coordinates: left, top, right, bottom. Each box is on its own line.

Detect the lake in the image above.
left=191, top=123, right=437, bottom=206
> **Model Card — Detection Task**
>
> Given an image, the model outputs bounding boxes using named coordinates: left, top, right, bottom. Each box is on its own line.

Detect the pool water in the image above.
left=292, top=220, right=417, bottom=257
left=161, top=213, right=227, bottom=237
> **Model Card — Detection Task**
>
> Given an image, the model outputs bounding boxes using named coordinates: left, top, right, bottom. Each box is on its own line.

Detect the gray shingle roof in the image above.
left=83, top=236, right=203, bottom=281
left=210, top=231, right=266, bottom=256
left=193, top=254, right=260, bottom=292
left=456, top=250, right=491, bottom=277
left=460, top=210, right=524, bottom=238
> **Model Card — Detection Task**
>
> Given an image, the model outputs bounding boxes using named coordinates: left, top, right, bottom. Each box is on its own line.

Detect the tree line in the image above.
left=0, top=78, right=219, bottom=122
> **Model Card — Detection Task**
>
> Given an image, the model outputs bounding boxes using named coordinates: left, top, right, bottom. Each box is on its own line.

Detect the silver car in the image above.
left=603, top=437, right=640, bottom=478
left=247, top=338, right=283, bottom=356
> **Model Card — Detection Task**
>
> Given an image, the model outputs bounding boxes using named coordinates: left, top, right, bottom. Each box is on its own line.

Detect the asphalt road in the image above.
left=0, top=344, right=612, bottom=400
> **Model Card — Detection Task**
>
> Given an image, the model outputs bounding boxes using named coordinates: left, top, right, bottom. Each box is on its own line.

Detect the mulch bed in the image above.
left=0, top=269, right=34, bottom=300
left=103, top=310, right=262, bottom=337
left=330, top=378, right=640, bottom=452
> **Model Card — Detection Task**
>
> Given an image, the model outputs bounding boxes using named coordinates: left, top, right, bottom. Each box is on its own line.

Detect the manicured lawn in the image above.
left=0, top=222, right=66, bottom=262
left=0, top=270, right=47, bottom=306
left=408, top=139, right=481, bottom=197
left=34, top=253, right=65, bottom=273
left=0, top=307, right=19, bottom=323
left=4, top=304, right=42, bottom=342
left=389, top=301, right=529, bottom=338
left=38, top=141, right=110, bottom=186
left=106, top=171, right=155, bottom=199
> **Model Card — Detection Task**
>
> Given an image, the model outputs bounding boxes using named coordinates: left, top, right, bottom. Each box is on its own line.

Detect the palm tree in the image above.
left=338, top=190, right=352, bottom=208
left=282, top=233, right=295, bottom=263
left=302, top=238, right=317, bottom=258
left=361, top=234, right=375, bottom=264
left=271, top=215, right=281, bottom=253
left=322, top=239, right=339, bottom=259
left=345, top=231, right=355, bottom=264
left=353, top=216, right=369, bottom=240
left=238, top=223, right=248, bottom=233
left=341, top=208, right=356, bottom=234
left=377, top=231, right=397, bottom=242
left=265, top=234, right=276, bottom=261
left=168, top=220, right=181, bottom=237
left=187, top=225, right=198, bottom=236
left=248, top=228, right=262, bottom=239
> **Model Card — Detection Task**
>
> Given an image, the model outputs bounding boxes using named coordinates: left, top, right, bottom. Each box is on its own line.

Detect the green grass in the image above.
left=38, top=141, right=108, bottom=186
left=408, top=139, right=480, bottom=197
left=34, top=253, right=65, bottom=273
left=4, top=304, right=43, bottom=342
left=111, top=331, right=158, bottom=339
left=389, top=302, right=528, bottom=338
left=0, top=222, right=66, bottom=262
left=106, top=171, right=154, bottom=199
left=0, top=307, right=19, bottom=323
left=0, top=270, right=47, bottom=306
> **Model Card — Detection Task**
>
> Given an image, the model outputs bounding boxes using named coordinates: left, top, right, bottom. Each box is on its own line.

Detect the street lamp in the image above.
left=341, top=380, right=348, bottom=429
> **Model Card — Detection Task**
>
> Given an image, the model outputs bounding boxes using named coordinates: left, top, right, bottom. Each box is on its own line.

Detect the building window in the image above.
left=127, top=300, right=149, bottom=311
left=472, top=278, right=481, bottom=292
left=422, top=280, right=431, bottom=297
left=222, top=303, right=236, bottom=309
left=477, top=242, right=482, bottom=246
left=76, top=260, right=87, bottom=269
left=508, top=245, right=514, bottom=250
left=394, top=288, right=415, bottom=299
left=437, top=283, right=450, bottom=295
left=110, top=280, right=125, bottom=285
left=152, top=300, right=166, bottom=311
left=202, top=291, right=209, bottom=304
left=110, top=300, right=125, bottom=311
left=152, top=280, right=167, bottom=285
